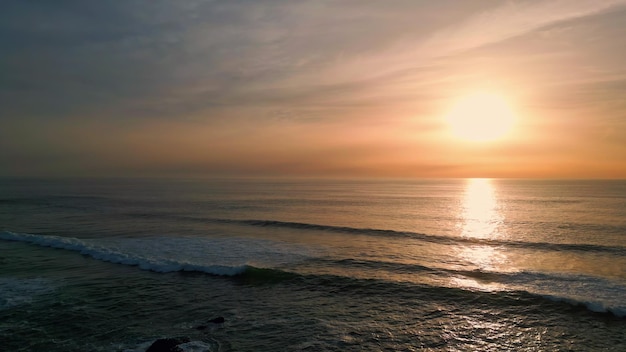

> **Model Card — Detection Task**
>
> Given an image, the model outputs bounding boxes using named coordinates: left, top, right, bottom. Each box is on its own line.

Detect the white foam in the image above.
left=0, top=231, right=315, bottom=277
left=0, top=277, right=55, bottom=310
left=542, top=294, right=626, bottom=318
left=179, top=341, right=218, bottom=352
left=501, top=270, right=626, bottom=318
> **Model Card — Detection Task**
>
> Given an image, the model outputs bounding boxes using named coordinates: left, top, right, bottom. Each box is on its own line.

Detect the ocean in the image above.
left=1, top=177, right=625, bottom=351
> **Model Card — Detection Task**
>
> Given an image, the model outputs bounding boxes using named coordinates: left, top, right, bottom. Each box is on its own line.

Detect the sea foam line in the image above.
left=542, top=294, right=626, bottom=318
left=0, top=231, right=247, bottom=276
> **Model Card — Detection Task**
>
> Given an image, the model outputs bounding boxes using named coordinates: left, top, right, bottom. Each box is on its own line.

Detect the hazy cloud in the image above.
left=1, top=0, right=625, bottom=177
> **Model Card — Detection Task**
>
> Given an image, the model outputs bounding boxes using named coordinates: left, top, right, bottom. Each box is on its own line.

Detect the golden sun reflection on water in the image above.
left=458, top=178, right=504, bottom=239
left=452, top=179, right=511, bottom=291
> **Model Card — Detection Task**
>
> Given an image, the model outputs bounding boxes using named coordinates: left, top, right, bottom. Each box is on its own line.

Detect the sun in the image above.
left=444, top=91, right=517, bottom=142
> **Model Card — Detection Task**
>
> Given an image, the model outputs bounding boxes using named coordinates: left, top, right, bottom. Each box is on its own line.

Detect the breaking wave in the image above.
left=0, top=231, right=312, bottom=277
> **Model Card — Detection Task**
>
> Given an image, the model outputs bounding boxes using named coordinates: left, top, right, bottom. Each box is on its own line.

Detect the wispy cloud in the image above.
left=1, top=0, right=625, bottom=177
left=422, top=0, right=626, bottom=54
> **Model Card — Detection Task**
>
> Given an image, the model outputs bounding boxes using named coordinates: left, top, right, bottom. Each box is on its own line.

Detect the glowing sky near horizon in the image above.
left=1, top=0, right=626, bottom=178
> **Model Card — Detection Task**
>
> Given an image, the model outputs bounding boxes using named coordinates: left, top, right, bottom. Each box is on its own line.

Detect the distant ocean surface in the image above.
left=1, top=178, right=625, bottom=351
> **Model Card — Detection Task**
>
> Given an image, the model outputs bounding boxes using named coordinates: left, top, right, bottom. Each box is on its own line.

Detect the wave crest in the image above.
left=0, top=231, right=292, bottom=277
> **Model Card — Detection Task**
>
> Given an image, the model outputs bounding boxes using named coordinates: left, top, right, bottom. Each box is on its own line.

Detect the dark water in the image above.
left=1, top=178, right=625, bottom=351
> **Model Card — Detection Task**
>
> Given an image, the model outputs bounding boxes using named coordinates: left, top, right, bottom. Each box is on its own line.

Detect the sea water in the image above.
left=1, top=178, right=625, bottom=351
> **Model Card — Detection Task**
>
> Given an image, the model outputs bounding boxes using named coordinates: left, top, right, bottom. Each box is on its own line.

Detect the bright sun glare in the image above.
left=444, top=91, right=517, bottom=142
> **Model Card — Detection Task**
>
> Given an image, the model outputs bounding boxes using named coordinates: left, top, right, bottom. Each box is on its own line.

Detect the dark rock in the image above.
left=195, top=325, right=208, bottom=331
left=145, top=337, right=190, bottom=352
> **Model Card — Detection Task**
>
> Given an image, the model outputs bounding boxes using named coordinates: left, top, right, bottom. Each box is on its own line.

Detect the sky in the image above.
left=2, top=0, right=626, bottom=178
